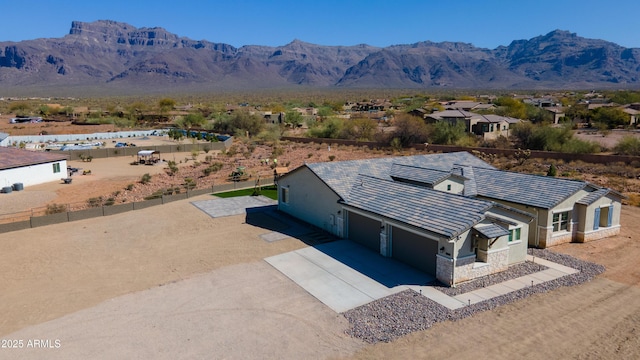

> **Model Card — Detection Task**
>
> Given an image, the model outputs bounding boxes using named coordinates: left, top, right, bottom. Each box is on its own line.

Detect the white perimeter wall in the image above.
left=0, top=160, right=68, bottom=188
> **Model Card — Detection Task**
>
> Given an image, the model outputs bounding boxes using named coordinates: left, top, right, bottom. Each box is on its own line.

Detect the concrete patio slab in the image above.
left=191, top=195, right=276, bottom=218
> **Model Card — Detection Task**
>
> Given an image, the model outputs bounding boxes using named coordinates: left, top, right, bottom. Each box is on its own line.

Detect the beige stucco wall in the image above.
left=278, top=167, right=342, bottom=235
left=478, top=188, right=622, bottom=248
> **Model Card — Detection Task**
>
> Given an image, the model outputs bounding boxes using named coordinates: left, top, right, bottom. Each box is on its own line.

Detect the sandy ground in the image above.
left=0, top=196, right=638, bottom=358
left=573, top=128, right=640, bottom=150
left=1, top=122, right=640, bottom=358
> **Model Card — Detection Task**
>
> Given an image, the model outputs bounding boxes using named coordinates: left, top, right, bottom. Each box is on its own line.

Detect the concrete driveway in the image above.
left=265, top=240, right=434, bottom=313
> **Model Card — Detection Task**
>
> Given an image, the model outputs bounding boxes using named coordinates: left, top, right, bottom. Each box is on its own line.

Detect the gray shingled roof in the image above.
left=473, top=167, right=587, bottom=209
left=576, top=188, right=621, bottom=205
left=306, top=152, right=494, bottom=200
left=390, top=163, right=452, bottom=186
left=344, top=175, right=492, bottom=238
left=473, top=223, right=509, bottom=238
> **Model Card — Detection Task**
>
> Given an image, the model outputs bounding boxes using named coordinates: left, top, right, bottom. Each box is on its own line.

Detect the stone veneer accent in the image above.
left=576, top=225, right=620, bottom=243
left=436, top=248, right=510, bottom=286
left=540, top=224, right=620, bottom=248
left=538, top=223, right=576, bottom=248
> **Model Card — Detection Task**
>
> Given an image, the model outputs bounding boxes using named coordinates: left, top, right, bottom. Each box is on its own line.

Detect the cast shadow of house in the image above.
left=247, top=206, right=432, bottom=288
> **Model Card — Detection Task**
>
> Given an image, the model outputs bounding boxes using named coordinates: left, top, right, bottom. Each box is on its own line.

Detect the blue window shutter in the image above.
left=593, top=207, right=600, bottom=230
left=607, top=205, right=613, bottom=227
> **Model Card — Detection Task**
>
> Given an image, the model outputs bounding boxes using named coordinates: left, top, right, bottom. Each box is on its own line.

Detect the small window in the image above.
left=552, top=211, right=569, bottom=232
left=280, top=187, right=289, bottom=204
left=508, top=228, right=521, bottom=242
left=53, top=163, right=61, bottom=173
left=447, top=184, right=452, bottom=191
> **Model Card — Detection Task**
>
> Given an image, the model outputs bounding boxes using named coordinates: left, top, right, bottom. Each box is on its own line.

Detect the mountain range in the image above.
left=1, top=20, right=639, bottom=95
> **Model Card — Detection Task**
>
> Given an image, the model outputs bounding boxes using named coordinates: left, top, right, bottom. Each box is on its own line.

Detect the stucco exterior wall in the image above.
left=0, top=160, right=68, bottom=188
left=278, top=167, right=342, bottom=234
left=433, top=177, right=465, bottom=194
left=478, top=188, right=622, bottom=248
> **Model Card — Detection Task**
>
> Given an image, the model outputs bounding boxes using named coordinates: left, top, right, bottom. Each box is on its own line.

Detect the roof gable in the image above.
left=473, top=167, right=587, bottom=209
left=345, top=175, right=492, bottom=238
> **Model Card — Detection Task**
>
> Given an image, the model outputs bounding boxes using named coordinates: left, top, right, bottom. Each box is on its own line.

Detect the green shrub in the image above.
left=613, top=136, right=640, bottom=156
left=140, top=173, right=152, bottom=184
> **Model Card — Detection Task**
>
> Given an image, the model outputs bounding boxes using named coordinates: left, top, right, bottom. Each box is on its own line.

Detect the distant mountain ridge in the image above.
left=1, top=20, right=639, bottom=94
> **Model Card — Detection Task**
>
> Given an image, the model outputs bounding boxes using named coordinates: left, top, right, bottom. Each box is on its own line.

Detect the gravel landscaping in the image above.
left=343, top=249, right=606, bottom=343
left=431, top=261, right=548, bottom=296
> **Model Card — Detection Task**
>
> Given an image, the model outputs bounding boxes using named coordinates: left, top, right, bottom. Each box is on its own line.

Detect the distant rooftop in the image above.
left=0, top=147, right=68, bottom=170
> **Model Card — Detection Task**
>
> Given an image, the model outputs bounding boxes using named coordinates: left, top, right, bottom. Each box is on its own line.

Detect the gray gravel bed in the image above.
left=432, top=261, right=548, bottom=296
left=343, top=249, right=605, bottom=344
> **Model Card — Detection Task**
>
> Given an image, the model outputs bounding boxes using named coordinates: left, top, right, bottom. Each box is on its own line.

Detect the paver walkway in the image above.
left=407, top=255, right=580, bottom=310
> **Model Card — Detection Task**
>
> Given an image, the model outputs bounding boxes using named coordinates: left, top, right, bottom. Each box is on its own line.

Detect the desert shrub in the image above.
left=390, top=137, right=403, bottom=152
left=328, top=155, right=336, bottom=161
left=183, top=178, right=196, bottom=190
left=87, top=197, right=103, bottom=207
left=431, top=120, right=466, bottom=145
left=144, top=190, right=163, bottom=200
left=104, top=198, right=115, bottom=206
left=272, top=146, right=284, bottom=158
left=613, top=136, right=640, bottom=156
left=45, top=203, right=67, bottom=214
left=140, top=173, right=152, bottom=184
left=125, top=183, right=134, bottom=191
left=388, top=114, right=430, bottom=146
left=226, top=145, right=238, bottom=157
left=166, top=161, right=178, bottom=175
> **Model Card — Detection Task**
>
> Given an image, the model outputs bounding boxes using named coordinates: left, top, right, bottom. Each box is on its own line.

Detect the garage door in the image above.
left=347, top=212, right=381, bottom=252
left=392, top=227, right=438, bottom=275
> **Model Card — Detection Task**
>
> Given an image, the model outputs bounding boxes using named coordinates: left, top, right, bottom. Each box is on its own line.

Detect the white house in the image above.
left=277, top=152, right=622, bottom=286
left=0, top=147, right=69, bottom=188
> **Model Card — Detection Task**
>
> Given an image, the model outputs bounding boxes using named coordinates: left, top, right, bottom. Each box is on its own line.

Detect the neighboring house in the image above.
left=545, top=107, right=566, bottom=124
left=425, top=110, right=475, bottom=126
left=622, top=107, right=639, bottom=125
left=471, top=115, right=522, bottom=140
left=443, top=101, right=496, bottom=112
left=277, top=152, right=622, bottom=286
left=426, top=111, right=522, bottom=140
left=0, top=147, right=69, bottom=188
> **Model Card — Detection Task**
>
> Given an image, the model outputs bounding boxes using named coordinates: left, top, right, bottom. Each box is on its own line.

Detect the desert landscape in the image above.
left=0, top=122, right=639, bottom=359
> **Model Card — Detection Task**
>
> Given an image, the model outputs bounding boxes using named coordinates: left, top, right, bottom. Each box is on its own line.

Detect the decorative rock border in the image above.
left=343, top=249, right=605, bottom=343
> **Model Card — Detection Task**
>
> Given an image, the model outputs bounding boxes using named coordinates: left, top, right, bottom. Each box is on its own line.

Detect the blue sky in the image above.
left=2, top=0, right=639, bottom=49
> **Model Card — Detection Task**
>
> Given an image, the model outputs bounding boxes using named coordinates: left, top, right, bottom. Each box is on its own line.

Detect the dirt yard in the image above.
left=1, top=123, right=639, bottom=358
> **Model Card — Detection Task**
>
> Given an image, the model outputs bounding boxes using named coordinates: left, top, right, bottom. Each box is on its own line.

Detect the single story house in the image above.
left=0, top=147, right=69, bottom=188
left=277, top=152, right=622, bottom=286
left=426, top=111, right=523, bottom=140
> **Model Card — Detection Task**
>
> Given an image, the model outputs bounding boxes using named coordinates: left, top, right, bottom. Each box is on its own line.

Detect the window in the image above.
left=280, top=187, right=289, bottom=204
left=52, top=163, right=61, bottom=173
left=594, top=205, right=614, bottom=230
left=447, top=184, right=452, bottom=191
left=508, top=227, right=521, bottom=242
left=552, top=211, right=569, bottom=232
